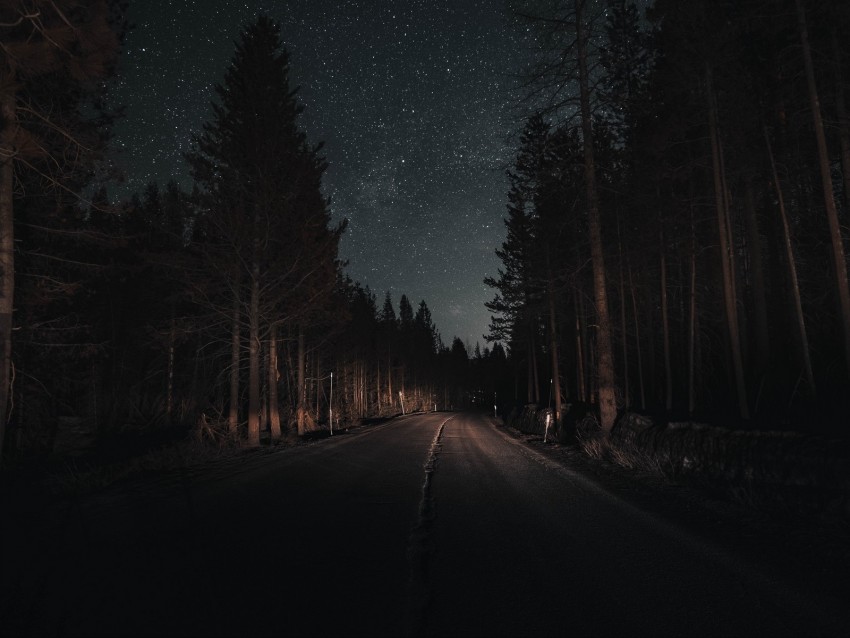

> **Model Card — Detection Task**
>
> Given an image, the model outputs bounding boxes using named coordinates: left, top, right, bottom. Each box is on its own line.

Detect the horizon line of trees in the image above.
left=488, top=0, right=850, bottom=436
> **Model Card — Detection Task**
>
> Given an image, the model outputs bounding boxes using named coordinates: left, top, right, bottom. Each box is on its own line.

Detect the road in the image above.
left=2, top=411, right=849, bottom=636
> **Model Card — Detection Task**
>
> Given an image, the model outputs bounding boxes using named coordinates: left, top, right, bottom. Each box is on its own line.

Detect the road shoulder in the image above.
left=489, top=414, right=850, bottom=613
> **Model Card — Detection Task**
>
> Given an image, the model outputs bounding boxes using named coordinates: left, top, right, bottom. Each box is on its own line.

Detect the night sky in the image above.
left=112, top=0, right=530, bottom=349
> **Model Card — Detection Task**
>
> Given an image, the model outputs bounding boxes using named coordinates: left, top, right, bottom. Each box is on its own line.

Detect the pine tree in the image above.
left=398, top=294, right=414, bottom=327
left=486, top=116, right=551, bottom=404
left=186, top=16, right=342, bottom=443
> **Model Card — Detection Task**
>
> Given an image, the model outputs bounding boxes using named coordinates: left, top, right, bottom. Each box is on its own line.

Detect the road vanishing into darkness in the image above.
left=3, top=411, right=850, bottom=637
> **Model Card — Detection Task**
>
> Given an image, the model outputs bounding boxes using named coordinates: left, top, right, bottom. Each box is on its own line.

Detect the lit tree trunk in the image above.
left=268, top=324, right=282, bottom=441
left=577, top=0, right=616, bottom=431
left=296, top=325, right=306, bottom=435
left=315, top=351, right=320, bottom=423
left=643, top=288, right=656, bottom=403
left=707, top=65, right=749, bottom=420
left=247, top=260, right=260, bottom=447
left=546, top=249, right=563, bottom=421
left=628, top=261, right=645, bottom=410
left=228, top=266, right=240, bottom=436
left=798, top=0, right=850, bottom=378
left=374, top=361, right=380, bottom=415
left=660, top=229, right=672, bottom=413
left=376, top=359, right=381, bottom=412
left=284, top=325, right=294, bottom=414
left=617, top=217, right=630, bottom=410
left=764, top=126, right=816, bottom=398
left=259, top=345, right=267, bottom=433
left=387, top=348, right=393, bottom=411
left=0, top=91, right=14, bottom=463
left=356, top=361, right=361, bottom=416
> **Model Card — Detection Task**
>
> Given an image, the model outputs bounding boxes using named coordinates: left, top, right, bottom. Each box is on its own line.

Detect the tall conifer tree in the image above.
left=187, top=16, right=342, bottom=443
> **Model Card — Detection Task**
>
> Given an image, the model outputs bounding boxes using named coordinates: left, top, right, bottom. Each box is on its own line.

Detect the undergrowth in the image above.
left=41, top=436, right=247, bottom=498
left=510, top=404, right=850, bottom=521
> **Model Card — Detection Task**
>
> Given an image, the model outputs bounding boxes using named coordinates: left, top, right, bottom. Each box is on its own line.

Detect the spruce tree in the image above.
left=186, top=16, right=342, bottom=443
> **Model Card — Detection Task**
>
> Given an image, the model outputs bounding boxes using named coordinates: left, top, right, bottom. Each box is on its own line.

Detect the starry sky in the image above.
left=112, top=0, right=531, bottom=349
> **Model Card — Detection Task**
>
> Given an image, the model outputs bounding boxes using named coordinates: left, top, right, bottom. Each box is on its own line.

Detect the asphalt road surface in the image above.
left=2, top=411, right=849, bottom=636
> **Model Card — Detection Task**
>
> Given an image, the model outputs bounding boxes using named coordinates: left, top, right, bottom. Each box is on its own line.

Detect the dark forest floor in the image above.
left=499, top=419, right=850, bottom=612
left=2, top=410, right=848, bottom=607
left=1, top=411, right=849, bottom=637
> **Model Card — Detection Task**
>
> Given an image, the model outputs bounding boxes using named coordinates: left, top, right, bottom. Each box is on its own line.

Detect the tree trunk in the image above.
left=798, top=0, right=850, bottom=378
left=247, top=263, right=260, bottom=447
left=660, top=230, right=673, bottom=413
left=228, top=266, right=240, bottom=436
left=268, top=324, right=282, bottom=441
left=374, top=360, right=380, bottom=415
left=707, top=65, right=749, bottom=420
left=526, top=330, right=534, bottom=403
left=764, top=126, right=816, bottom=398
left=166, top=318, right=175, bottom=419
left=831, top=27, right=850, bottom=214
left=688, top=207, right=698, bottom=416
left=297, top=325, right=306, bottom=436
left=387, top=348, right=393, bottom=411
left=575, top=288, right=587, bottom=403
left=577, top=0, right=616, bottom=431
left=530, top=328, right=540, bottom=404
left=617, top=217, right=630, bottom=411
left=259, top=343, right=267, bottom=435
left=743, top=179, right=770, bottom=373
left=355, top=361, right=361, bottom=416
left=0, top=91, right=14, bottom=464
left=627, top=259, right=645, bottom=410
left=546, top=249, right=563, bottom=422
left=315, top=350, right=321, bottom=424
left=284, top=326, right=294, bottom=415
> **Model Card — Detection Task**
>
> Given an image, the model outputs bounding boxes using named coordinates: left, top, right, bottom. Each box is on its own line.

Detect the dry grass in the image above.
left=604, top=413, right=850, bottom=519
left=518, top=405, right=850, bottom=520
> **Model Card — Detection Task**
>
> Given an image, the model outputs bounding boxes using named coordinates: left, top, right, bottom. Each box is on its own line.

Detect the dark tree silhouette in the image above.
left=0, top=1, right=123, bottom=463
left=186, top=16, right=343, bottom=443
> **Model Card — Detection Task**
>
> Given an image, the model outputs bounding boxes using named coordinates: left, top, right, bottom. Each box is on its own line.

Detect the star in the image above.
left=112, top=0, right=523, bottom=348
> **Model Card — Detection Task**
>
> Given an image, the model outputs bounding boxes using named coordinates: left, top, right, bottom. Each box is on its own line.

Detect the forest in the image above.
left=489, top=0, right=850, bottom=438
left=0, top=5, right=504, bottom=467
left=1, top=0, right=850, bottom=472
